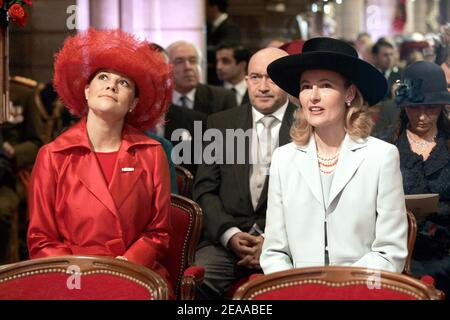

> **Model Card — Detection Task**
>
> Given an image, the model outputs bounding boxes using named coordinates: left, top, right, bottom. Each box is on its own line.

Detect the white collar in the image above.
left=173, top=88, right=196, bottom=104
left=212, top=13, right=228, bottom=29
left=224, top=78, right=247, bottom=95
left=252, top=100, right=289, bottom=124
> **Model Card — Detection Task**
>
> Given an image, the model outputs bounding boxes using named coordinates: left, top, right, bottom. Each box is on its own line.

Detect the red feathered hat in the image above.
left=54, top=28, right=173, bottom=130
left=279, top=40, right=305, bottom=55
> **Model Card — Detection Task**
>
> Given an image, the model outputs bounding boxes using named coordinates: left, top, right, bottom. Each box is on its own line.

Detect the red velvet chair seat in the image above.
left=0, top=273, right=152, bottom=300
left=0, top=256, right=169, bottom=300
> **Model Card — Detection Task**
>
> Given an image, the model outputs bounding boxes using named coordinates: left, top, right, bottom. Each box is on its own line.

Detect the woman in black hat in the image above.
left=385, top=60, right=450, bottom=295
left=260, top=37, right=408, bottom=274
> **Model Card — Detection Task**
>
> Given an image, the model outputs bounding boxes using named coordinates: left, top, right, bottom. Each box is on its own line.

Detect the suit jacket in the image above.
left=164, top=103, right=207, bottom=176
left=261, top=134, right=408, bottom=274
left=27, top=119, right=172, bottom=282
left=207, top=18, right=242, bottom=85
left=240, top=90, right=250, bottom=107
left=193, top=102, right=296, bottom=243
left=165, top=104, right=207, bottom=142
left=193, top=83, right=237, bottom=115
left=384, top=67, right=402, bottom=100
left=207, top=17, right=242, bottom=47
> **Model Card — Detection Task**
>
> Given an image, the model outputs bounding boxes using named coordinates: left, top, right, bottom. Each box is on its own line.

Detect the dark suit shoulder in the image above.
left=202, top=83, right=234, bottom=99
left=195, top=83, right=237, bottom=114
left=210, top=18, right=241, bottom=45
left=207, top=104, right=249, bottom=128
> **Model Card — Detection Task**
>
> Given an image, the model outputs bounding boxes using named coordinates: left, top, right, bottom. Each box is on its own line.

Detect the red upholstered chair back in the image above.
left=163, top=194, right=202, bottom=298
left=175, top=165, right=194, bottom=198
left=0, top=256, right=168, bottom=300
left=233, top=266, right=444, bottom=300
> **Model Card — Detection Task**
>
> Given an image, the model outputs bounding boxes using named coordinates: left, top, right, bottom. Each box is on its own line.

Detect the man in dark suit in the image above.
left=216, top=43, right=250, bottom=107
left=372, top=39, right=402, bottom=100
left=206, top=0, right=241, bottom=85
left=165, top=41, right=236, bottom=176
left=193, top=47, right=296, bottom=299
left=164, top=104, right=207, bottom=177
left=166, top=40, right=237, bottom=115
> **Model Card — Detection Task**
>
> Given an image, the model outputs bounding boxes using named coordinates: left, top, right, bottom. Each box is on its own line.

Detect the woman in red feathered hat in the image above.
left=27, top=28, right=175, bottom=297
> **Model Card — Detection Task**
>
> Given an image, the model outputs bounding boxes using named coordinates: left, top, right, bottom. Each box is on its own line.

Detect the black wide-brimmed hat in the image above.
left=267, top=37, right=387, bottom=106
left=395, top=60, right=450, bottom=108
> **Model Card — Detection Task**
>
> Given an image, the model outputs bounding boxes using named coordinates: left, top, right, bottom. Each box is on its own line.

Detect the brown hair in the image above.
left=392, top=107, right=450, bottom=149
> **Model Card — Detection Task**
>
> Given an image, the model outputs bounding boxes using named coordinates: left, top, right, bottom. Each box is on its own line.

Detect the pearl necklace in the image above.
left=317, top=152, right=339, bottom=174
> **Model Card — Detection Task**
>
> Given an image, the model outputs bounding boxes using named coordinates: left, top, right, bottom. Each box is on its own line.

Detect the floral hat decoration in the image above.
left=54, top=28, right=174, bottom=130
left=0, top=0, right=32, bottom=27
left=395, top=61, right=450, bottom=108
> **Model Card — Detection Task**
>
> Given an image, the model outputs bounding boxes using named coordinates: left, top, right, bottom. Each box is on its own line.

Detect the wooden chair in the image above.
left=10, top=76, right=63, bottom=144
left=163, top=194, right=204, bottom=299
left=233, top=266, right=444, bottom=300
left=175, top=165, right=194, bottom=198
left=0, top=255, right=169, bottom=300
left=6, top=76, right=38, bottom=263
left=7, top=209, right=20, bottom=263
left=404, top=210, right=417, bottom=275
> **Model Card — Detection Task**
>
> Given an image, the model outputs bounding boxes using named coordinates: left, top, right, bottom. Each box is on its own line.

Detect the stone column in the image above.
left=412, top=0, right=427, bottom=34
left=88, top=0, right=121, bottom=29
left=126, top=0, right=206, bottom=81
left=365, top=0, right=397, bottom=41
left=334, top=0, right=365, bottom=40
left=76, top=0, right=207, bottom=81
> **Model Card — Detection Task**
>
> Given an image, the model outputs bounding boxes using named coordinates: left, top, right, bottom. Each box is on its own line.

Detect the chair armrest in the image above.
left=180, top=266, right=205, bottom=300
left=249, top=273, right=263, bottom=281
left=183, top=265, right=204, bottom=280
left=420, top=275, right=446, bottom=300
left=420, top=275, right=435, bottom=286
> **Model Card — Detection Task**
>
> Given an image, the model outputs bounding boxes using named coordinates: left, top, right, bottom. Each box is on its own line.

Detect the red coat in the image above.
left=27, top=119, right=172, bottom=284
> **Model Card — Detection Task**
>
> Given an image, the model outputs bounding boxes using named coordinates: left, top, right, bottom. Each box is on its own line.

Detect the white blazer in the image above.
left=261, top=134, right=408, bottom=274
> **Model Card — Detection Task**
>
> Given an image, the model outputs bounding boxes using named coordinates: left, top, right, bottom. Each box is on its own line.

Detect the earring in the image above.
left=128, top=108, right=133, bottom=113
left=345, top=101, right=351, bottom=107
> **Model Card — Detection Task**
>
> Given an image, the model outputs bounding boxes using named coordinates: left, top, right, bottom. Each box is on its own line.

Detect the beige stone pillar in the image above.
left=365, top=0, right=397, bottom=41
left=88, top=0, right=121, bottom=29
left=128, top=0, right=206, bottom=81
left=413, top=0, right=428, bottom=34
left=76, top=0, right=207, bottom=81
left=334, top=0, right=365, bottom=40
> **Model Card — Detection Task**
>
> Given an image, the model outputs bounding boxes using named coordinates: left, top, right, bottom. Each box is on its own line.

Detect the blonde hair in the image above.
left=290, top=86, right=374, bottom=146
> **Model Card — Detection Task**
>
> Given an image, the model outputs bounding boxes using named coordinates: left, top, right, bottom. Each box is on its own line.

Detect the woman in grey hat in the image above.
left=260, top=37, right=408, bottom=274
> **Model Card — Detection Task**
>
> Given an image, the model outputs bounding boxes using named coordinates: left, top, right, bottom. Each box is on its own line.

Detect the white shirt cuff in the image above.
left=220, top=227, right=242, bottom=248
